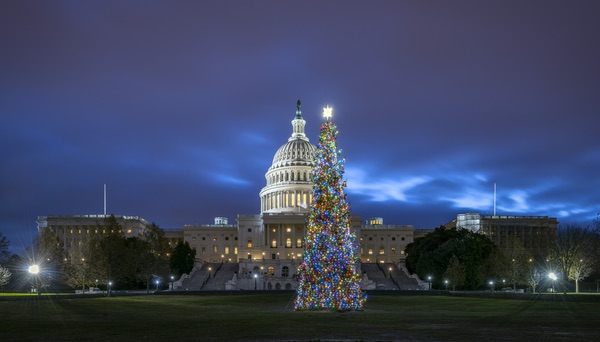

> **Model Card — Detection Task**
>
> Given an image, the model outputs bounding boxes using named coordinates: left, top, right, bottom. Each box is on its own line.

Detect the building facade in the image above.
left=37, top=214, right=152, bottom=254
left=446, top=212, right=558, bottom=258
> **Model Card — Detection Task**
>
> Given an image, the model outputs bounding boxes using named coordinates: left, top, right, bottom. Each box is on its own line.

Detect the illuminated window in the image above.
left=286, top=238, right=292, bottom=248
left=225, top=246, right=230, bottom=254
left=213, top=245, right=218, bottom=253
left=271, top=239, right=277, bottom=248
left=380, top=247, right=385, bottom=255
left=267, top=266, right=275, bottom=276
left=234, top=247, right=238, bottom=254
left=296, top=238, right=302, bottom=248
left=282, top=266, right=289, bottom=277
left=368, top=249, right=373, bottom=255
left=392, top=247, right=396, bottom=255
left=247, top=240, right=252, bottom=248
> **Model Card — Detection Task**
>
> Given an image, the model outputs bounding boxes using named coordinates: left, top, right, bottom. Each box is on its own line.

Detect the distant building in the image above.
left=36, top=214, right=152, bottom=253
left=445, top=212, right=558, bottom=257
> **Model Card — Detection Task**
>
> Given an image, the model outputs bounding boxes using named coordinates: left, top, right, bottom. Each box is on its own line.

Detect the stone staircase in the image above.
left=200, top=262, right=239, bottom=291
left=361, top=263, right=422, bottom=290
left=361, top=263, right=398, bottom=290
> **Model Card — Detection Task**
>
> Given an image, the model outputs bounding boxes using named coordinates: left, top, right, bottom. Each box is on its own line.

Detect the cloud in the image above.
left=345, top=168, right=430, bottom=202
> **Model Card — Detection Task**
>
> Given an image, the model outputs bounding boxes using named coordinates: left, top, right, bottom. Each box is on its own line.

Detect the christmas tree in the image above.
left=294, top=105, right=366, bottom=311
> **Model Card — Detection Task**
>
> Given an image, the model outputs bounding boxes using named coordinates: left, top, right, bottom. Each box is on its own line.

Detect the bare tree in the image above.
left=0, top=265, right=11, bottom=288
left=526, top=259, right=544, bottom=293
left=569, top=257, right=594, bottom=293
left=0, top=232, right=10, bottom=264
left=552, top=224, right=598, bottom=293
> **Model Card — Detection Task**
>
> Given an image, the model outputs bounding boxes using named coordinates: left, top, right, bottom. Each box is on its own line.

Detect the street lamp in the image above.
left=155, top=279, right=160, bottom=291
left=444, top=279, right=449, bottom=291
left=108, top=281, right=113, bottom=297
left=170, top=275, right=175, bottom=290
left=427, top=275, right=432, bottom=290
left=549, top=272, right=557, bottom=293
left=254, top=274, right=258, bottom=290
left=388, top=267, right=392, bottom=279
left=28, top=264, right=41, bottom=296
left=489, top=281, right=495, bottom=293
left=208, top=267, right=212, bottom=278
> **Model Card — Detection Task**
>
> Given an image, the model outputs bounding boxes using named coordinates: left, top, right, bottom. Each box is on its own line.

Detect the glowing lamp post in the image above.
left=108, top=281, right=113, bottom=297
left=489, top=281, right=495, bottom=293
left=549, top=272, right=557, bottom=293
left=170, top=275, right=175, bottom=290
left=155, top=279, right=160, bottom=291
left=28, top=265, right=40, bottom=296
left=444, top=279, right=449, bottom=291
left=254, top=274, right=258, bottom=290
left=427, top=276, right=432, bottom=290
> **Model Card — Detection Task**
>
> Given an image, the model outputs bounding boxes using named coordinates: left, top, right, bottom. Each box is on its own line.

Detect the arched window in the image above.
left=247, top=240, right=252, bottom=248
left=379, top=246, right=385, bottom=255
left=368, top=248, right=373, bottom=255
left=213, top=245, right=218, bottom=254
left=282, top=266, right=289, bottom=277
left=296, top=238, right=302, bottom=248
left=271, top=239, right=277, bottom=248
left=267, top=266, right=275, bottom=276
left=286, top=238, right=292, bottom=248
left=391, top=247, right=396, bottom=255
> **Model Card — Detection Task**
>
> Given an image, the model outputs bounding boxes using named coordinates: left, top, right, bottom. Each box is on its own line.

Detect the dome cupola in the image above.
left=259, top=100, right=317, bottom=214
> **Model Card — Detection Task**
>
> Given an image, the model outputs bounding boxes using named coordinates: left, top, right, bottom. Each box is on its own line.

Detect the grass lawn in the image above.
left=1, top=293, right=598, bottom=341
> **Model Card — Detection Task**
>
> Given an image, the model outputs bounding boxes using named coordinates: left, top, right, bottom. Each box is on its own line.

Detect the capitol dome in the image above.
left=259, top=100, right=317, bottom=214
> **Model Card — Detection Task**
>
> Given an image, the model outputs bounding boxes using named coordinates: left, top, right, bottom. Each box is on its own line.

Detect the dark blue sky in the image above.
left=1, top=1, right=599, bottom=253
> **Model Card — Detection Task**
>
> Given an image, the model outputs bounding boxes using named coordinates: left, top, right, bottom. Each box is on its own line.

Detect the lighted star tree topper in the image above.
left=294, top=105, right=366, bottom=311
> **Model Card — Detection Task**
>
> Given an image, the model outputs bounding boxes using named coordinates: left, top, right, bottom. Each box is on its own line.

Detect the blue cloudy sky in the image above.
left=1, top=1, right=599, bottom=252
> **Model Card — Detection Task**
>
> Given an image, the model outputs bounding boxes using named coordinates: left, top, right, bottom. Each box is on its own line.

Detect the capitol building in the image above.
left=38, top=101, right=428, bottom=291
